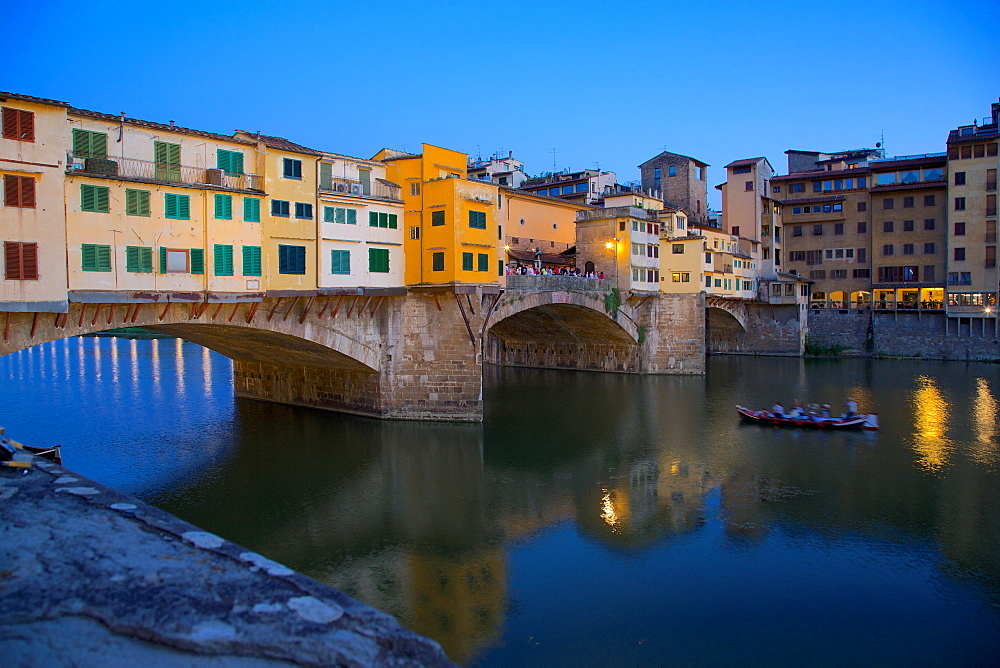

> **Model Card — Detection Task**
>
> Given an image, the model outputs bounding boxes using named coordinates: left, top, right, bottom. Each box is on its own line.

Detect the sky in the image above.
left=8, top=0, right=999, bottom=209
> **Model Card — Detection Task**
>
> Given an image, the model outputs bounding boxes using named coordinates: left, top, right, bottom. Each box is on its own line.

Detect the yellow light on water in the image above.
left=910, top=375, right=953, bottom=472
left=601, top=490, right=618, bottom=527
left=972, top=378, right=999, bottom=465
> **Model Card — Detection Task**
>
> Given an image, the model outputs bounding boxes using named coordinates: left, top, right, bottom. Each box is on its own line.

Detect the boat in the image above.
left=736, top=405, right=879, bottom=430
left=1, top=428, right=62, bottom=469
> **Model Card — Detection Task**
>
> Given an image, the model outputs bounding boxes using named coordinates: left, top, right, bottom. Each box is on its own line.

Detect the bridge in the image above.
left=1, top=279, right=803, bottom=421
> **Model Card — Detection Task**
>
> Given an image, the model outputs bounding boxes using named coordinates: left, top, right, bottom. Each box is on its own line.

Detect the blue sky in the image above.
left=9, top=0, right=999, bottom=208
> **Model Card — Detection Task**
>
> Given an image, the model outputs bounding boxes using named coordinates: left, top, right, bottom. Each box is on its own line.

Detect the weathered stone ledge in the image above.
left=0, top=461, right=453, bottom=666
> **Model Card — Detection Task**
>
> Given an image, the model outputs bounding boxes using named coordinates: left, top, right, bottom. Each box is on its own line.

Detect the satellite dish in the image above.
left=876, top=142, right=881, bottom=148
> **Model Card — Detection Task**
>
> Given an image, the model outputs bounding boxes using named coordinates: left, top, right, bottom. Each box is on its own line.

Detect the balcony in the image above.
left=319, top=176, right=401, bottom=201
left=67, top=152, right=262, bottom=191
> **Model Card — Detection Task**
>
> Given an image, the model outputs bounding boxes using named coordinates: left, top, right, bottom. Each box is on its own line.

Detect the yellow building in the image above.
left=379, top=144, right=499, bottom=286
left=499, top=188, right=585, bottom=273
left=234, top=132, right=320, bottom=293
left=575, top=206, right=661, bottom=290
left=64, top=109, right=265, bottom=299
left=1, top=92, right=70, bottom=313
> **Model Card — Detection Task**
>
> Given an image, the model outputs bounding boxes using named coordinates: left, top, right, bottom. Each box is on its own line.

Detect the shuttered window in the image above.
left=432, top=252, right=444, bottom=271
left=2, top=107, right=35, bottom=142
left=81, top=244, right=112, bottom=272
left=242, top=245, right=261, bottom=276
left=331, top=250, right=350, bottom=275
left=368, top=248, right=389, bottom=273
left=369, top=211, right=378, bottom=227
left=190, top=248, right=205, bottom=274
left=125, top=246, right=153, bottom=273
left=271, top=200, right=289, bottom=217
left=217, top=149, right=244, bottom=175
left=214, top=244, right=234, bottom=276
left=478, top=253, right=489, bottom=272
left=431, top=210, right=445, bottom=226
left=72, top=129, right=107, bottom=157
left=214, top=194, right=233, bottom=220
left=4, top=241, right=38, bottom=279
left=294, top=202, right=313, bottom=219
left=125, top=189, right=150, bottom=216
left=164, top=193, right=190, bottom=220
left=462, top=252, right=473, bottom=270
left=80, top=184, right=110, bottom=212
left=3, top=174, right=36, bottom=208
left=469, top=210, right=486, bottom=229
left=244, top=197, right=261, bottom=222
left=278, top=244, right=306, bottom=274
left=283, top=158, right=302, bottom=179
left=154, top=141, right=181, bottom=181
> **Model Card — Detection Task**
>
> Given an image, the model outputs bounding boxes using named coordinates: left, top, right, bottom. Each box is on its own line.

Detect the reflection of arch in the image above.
left=488, top=290, right=638, bottom=345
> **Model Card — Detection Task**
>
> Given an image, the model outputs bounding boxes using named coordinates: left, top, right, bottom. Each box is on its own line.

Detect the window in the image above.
left=80, top=184, right=110, bottom=213
left=903, top=196, right=914, bottom=208
left=813, top=182, right=822, bottom=193
left=295, top=202, right=313, bottom=219
left=469, top=210, right=487, bottom=229
left=2, top=107, right=34, bottom=142
left=432, top=252, right=444, bottom=271
left=283, top=158, right=302, bottom=179
left=672, top=272, right=690, bottom=282
left=160, top=248, right=202, bottom=274
left=857, top=201, right=867, bottom=212
left=125, top=189, right=150, bottom=216
left=882, top=244, right=894, bottom=256
left=81, top=244, right=112, bottom=272
left=954, top=247, right=965, bottom=261
left=903, top=220, right=914, bottom=232
left=882, top=198, right=893, bottom=210
left=215, top=194, right=233, bottom=220
left=3, top=174, right=35, bottom=208
left=857, top=221, right=867, bottom=234
left=331, top=250, right=350, bottom=274
left=790, top=183, right=805, bottom=193
left=833, top=270, right=847, bottom=279
left=478, top=253, right=489, bottom=272
left=789, top=251, right=805, bottom=262
left=670, top=244, right=684, bottom=254
left=923, top=218, right=935, bottom=230
left=369, top=211, right=397, bottom=228
left=431, top=210, right=445, bottom=226
left=278, top=244, right=306, bottom=274
left=4, top=241, right=38, bottom=279
left=213, top=244, right=234, bottom=276
left=987, top=246, right=997, bottom=267
left=809, top=270, right=825, bottom=280
left=409, top=226, right=420, bottom=240
left=369, top=248, right=389, bottom=273
left=857, top=248, right=866, bottom=263
left=72, top=129, right=107, bottom=157
left=325, top=207, right=357, bottom=225
left=773, top=185, right=781, bottom=193
left=668, top=165, right=676, bottom=177
left=745, top=181, right=753, bottom=191
left=921, top=195, right=935, bottom=208
left=561, top=185, right=573, bottom=195
left=575, top=182, right=588, bottom=192
left=164, top=193, right=190, bottom=220
left=153, top=141, right=181, bottom=181
left=732, top=226, right=740, bottom=236
left=793, top=225, right=803, bottom=237
left=954, top=197, right=965, bottom=211
left=125, top=246, right=153, bottom=273
left=853, top=268, right=870, bottom=278
left=954, top=222, right=966, bottom=236
left=244, top=197, right=261, bottom=222
left=924, top=242, right=936, bottom=254
left=902, top=243, right=914, bottom=255
left=813, top=224, right=823, bottom=236
left=834, top=223, right=844, bottom=235
left=883, top=220, right=894, bottom=233
left=410, top=182, right=421, bottom=196
left=462, top=252, right=473, bottom=271
left=988, top=194, right=997, bottom=216
left=242, top=246, right=261, bottom=276
left=924, top=266, right=935, bottom=282
left=654, top=168, right=661, bottom=178
left=271, top=200, right=290, bottom=217
left=217, top=149, right=244, bottom=175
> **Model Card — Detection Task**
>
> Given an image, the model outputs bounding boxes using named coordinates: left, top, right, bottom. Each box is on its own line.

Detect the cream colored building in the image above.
left=575, top=206, right=661, bottom=291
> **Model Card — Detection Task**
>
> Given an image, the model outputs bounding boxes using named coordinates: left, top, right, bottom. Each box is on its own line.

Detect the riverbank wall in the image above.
left=807, top=310, right=1000, bottom=360
left=0, top=458, right=453, bottom=666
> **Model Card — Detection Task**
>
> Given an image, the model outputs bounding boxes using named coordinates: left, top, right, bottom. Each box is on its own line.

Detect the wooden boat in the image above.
left=1, top=429, right=62, bottom=468
left=736, top=405, right=879, bottom=430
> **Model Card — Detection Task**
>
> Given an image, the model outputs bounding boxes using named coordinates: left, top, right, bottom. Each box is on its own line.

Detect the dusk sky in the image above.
left=10, top=0, right=999, bottom=208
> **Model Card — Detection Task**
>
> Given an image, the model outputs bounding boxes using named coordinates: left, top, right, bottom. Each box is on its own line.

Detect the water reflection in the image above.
left=0, top=342, right=998, bottom=664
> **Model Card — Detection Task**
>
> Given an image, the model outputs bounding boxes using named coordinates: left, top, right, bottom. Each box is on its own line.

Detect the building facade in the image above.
left=638, top=151, right=708, bottom=224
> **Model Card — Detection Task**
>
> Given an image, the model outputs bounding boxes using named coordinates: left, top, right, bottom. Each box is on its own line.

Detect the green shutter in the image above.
left=217, top=149, right=244, bottom=175
left=369, top=211, right=378, bottom=227
left=178, top=194, right=189, bottom=219
left=320, top=162, right=332, bottom=189
left=462, top=252, right=473, bottom=271
left=154, top=141, right=181, bottom=181
left=378, top=212, right=388, bottom=228
left=388, top=213, right=397, bottom=229
left=140, top=247, right=152, bottom=272
left=331, top=249, right=350, bottom=274
left=125, top=246, right=152, bottom=273
left=160, top=247, right=168, bottom=273
left=96, top=186, right=109, bottom=213
left=432, top=210, right=444, bottom=226
left=244, top=197, right=260, bottom=222
left=81, top=244, right=97, bottom=271
left=80, top=184, right=109, bottom=213
left=347, top=209, right=356, bottom=225
left=165, top=193, right=189, bottom=220
left=242, top=245, right=261, bottom=276
left=190, top=248, right=204, bottom=274
left=126, top=189, right=150, bottom=216
left=126, top=246, right=139, bottom=272
left=72, top=129, right=107, bottom=157
left=214, top=244, right=233, bottom=276
left=324, top=206, right=335, bottom=223
left=369, top=248, right=389, bottom=273
left=214, top=194, right=232, bottom=219
left=164, top=193, right=176, bottom=218
left=478, top=253, right=489, bottom=272
left=432, top=252, right=444, bottom=271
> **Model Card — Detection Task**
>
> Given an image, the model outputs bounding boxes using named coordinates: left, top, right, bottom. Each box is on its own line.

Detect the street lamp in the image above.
left=605, top=239, right=618, bottom=282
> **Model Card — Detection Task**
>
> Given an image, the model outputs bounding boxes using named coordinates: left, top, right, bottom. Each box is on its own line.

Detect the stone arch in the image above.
left=487, top=290, right=639, bottom=345
left=705, top=305, right=747, bottom=353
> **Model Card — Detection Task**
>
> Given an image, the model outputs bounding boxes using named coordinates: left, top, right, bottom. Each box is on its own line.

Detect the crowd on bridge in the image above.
left=505, top=265, right=605, bottom=278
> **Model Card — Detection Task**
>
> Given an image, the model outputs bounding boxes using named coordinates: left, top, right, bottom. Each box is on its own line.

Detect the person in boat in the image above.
left=845, top=397, right=858, bottom=418
left=770, top=401, right=785, bottom=417
left=821, top=404, right=832, bottom=418
left=789, top=400, right=806, bottom=419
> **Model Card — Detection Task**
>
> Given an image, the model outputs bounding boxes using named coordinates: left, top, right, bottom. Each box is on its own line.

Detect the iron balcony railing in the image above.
left=319, top=176, right=401, bottom=201
left=66, top=152, right=263, bottom=191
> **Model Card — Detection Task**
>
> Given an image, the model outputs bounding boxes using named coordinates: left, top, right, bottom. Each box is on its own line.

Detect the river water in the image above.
left=3, top=335, right=998, bottom=665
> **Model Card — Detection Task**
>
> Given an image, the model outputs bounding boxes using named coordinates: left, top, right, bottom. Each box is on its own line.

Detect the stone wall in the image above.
left=807, top=309, right=1000, bottom=360
left=706, top=303, right=804, bottom=356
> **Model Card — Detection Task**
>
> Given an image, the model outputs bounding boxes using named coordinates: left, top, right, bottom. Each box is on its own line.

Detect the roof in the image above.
left=868, top=155, right=946, bottom=170
left=772, top=167, right=872, bottom=181
left=243, top=133, right=322, bottom=156
left=869, top=179, right=946, bottom=193
left=71, top=108, right=255, bottom=145
left=724, top=157, right=766, bottom=169
left=0, top=91, right=70, bottom=108
left=946, top=125, right=999, bottom=144
left=638, top=151, right=709, bottom=168
left=778, top=194, right=846, bottom=205
left=500, top=186, right=596, bottom=208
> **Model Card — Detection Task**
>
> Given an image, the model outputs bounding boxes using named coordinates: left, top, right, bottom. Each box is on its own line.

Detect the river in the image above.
left=2, top=335, right=998, bottom=665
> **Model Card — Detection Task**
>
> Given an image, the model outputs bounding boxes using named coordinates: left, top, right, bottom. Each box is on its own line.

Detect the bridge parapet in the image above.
left=504, top=276, right=616, bottom=293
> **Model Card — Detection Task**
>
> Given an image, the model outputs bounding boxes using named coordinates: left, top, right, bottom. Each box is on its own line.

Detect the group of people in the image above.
left=505, top=265, right=605, bottom=278
left=768, top=397, right=859, bottom=420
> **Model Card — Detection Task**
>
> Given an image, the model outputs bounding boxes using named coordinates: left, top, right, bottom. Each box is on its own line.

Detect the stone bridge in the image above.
left=705, top=296, right=805, bottom=356
left=1, top=279, right=706, bottom=421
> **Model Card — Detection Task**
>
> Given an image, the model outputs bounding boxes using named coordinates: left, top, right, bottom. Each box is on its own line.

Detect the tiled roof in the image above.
left=0, top=91, right=70, bottom=108
left=638, top=151, right=709, bottom=168
left=725, top=157, right=765, bottom=168
left=500, top=186, right=597, bottom=208
left=869, top=179, right=946, bottom=193
left=247, top=133, right=322, bottom=156
left=946, top=126, right=999, bottom=144
left=70, top=108, right=255, bottom=145
left=772, top=166, right=871, bottom=181
left=869, top=155, right=946, bottom=170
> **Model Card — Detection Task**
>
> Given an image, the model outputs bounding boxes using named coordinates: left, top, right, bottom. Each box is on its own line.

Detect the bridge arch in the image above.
left=705, top=304, right=748, bottom=353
